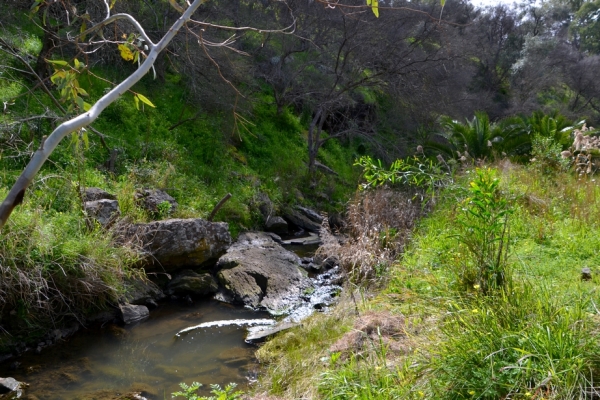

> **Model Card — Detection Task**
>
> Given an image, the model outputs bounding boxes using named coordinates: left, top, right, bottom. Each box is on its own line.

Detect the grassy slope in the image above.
left=253, top=162, right=600, bottom=399
left=0, top=12, right=362, bottom=346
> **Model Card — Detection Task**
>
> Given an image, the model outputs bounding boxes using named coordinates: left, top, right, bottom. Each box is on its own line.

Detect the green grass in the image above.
left=0, top=13, right=363, bottom=345
left=253, top=162, right=600, bottom=399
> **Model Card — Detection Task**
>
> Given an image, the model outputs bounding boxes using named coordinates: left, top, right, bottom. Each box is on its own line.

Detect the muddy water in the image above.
left=0, top=301, right=271, bottom=399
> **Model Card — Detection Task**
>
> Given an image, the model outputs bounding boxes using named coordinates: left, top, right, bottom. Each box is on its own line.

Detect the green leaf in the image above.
left=77, top=87, right=89, bottom=97
left=46, top=59, right=68, bottom=66
left=134, top=95, right=140, bottom=110
left=441, top=0, right=446, bottom=7
left=75, top=96, right=84, bottom=110
left=83, top=101, right=92, bottom=111
left=82, top=131, right=89, bottom=149
left=80, top=21, right=87, bottom=41
left=371, top=0, right=379, bottom=17
left=136, top=93, right=156, bottom=108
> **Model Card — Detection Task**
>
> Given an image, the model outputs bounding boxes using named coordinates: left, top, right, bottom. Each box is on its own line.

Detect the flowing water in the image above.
left=0, top=301, right=271, bottom=399
left=0, top=241, right=322, bottom=399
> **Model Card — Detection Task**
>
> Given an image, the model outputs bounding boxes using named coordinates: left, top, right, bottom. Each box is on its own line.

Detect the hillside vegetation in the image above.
left=3, top=0, right=600, bottom=397
left=0, top=7, right=362, bottom=346
left=253, top=153, right=600, bottom=399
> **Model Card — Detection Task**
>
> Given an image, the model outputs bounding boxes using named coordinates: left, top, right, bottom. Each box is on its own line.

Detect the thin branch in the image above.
left=78, top=13, right=156, bottom=48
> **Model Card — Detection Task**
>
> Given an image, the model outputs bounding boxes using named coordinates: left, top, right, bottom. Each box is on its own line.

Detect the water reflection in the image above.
left=0, top=301, right=269, bottom=399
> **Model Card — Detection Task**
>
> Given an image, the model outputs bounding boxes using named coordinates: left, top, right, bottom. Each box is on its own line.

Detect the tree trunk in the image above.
left=34, top=17, right=59, bottom=84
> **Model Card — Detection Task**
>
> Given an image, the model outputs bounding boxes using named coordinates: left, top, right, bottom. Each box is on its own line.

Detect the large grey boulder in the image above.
left=85, top=199, right=120, bottom=227
left=215, top=232, right=311, bottom=314
left=167, top=270, right=219, bottom=296
left=128, top=218, right=231, bottom=272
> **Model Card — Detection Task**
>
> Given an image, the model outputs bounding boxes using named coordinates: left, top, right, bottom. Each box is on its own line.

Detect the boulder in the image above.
left=282, top=209, right=321, bottom=233
left=122, top=278, right=165, bottom=305
left=83, top=187, right=116, bottom=202
left=127, top=218, right=231, bottom=272
left=135, top=189, right=178, bottom=214
left=215, top=232, right=311, bottom=313
left=281, top=232, right=321, bottom=246
left=297, top=206, right=324, bottom=224
left=119, top=304, right=149, bottom=325
left=0, top=377, right=22, bottom=399
left=265, top=216, right=288, bottom=235
left=255, top=192, right=273, bottom=220
left=85, top=199, right=120, bottom=227
left=167, top=270, right=218, bottom=296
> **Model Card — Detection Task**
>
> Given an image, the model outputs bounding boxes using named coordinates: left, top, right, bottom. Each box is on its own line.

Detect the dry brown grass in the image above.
left=329, top=310, right=412, bottom=362
left=318, top=187, right=427, bottom=284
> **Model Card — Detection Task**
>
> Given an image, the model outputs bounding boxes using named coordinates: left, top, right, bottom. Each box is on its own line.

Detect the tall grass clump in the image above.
left=431, top=284, right=600, bottom=399
left=0, top=207, right=140, bottom=345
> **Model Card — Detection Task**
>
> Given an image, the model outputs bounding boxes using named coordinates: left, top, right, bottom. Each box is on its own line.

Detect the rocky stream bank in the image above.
left=0, top=188, right=345, bottom=399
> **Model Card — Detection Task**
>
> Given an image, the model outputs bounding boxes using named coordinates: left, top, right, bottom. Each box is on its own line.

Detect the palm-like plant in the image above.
left=521, top=111, right=574, bottom=147
left=432, top=112, right=506, bottom=160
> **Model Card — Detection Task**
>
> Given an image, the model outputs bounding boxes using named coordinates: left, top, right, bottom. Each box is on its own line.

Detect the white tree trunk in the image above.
left=0, top=0, right=206, bottom=228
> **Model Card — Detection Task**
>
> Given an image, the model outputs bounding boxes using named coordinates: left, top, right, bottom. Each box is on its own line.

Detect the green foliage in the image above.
left=531, top=134, right=571, bottom=174
left=47, top=58, right=91, bottom=112
left=156, top=200, right=173, bottom=219
left=433, top=286, right=600, bottom=399
left=455, top=168, right=511, bottom=294
left=572, top=0, right=600, bottom=54
left=319, top=353, right=412, bottom=399
left=436, top=112, right=505, bottom=160
left=355, top=155, right=453, bottom=198
left=172, top=382, right=243, bottom=400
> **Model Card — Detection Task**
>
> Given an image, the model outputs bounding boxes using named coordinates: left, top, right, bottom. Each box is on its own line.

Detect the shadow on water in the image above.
left=0, top=301, right=270, bottom=399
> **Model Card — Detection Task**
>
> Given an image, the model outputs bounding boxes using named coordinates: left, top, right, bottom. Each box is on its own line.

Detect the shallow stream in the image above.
left=0, top=240, right=322, bottom=399
left=0, top=301, right=270, bottom=399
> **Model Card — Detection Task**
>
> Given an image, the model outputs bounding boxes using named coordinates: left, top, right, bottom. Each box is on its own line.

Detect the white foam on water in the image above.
left=175, top=318, right=276, bottom=336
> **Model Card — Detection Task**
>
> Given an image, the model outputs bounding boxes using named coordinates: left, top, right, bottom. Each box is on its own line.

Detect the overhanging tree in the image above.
left=0, top=0, right=294, bottom=229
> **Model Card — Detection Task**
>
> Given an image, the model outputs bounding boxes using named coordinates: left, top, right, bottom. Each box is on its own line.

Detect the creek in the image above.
left=0, top=242, right=321, bottom=400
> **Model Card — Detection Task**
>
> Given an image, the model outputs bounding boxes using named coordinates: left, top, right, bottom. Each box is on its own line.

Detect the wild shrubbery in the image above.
left=255, top=123, right=600, bottom=399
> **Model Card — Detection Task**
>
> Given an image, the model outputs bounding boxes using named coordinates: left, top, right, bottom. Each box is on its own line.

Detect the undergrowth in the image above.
left=0, top=17, right=362, bottom=344
left=252, top=158, right=600, bottom=399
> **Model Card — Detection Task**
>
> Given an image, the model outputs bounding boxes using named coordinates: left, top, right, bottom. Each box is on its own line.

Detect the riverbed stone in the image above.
left=0, top=377, right=22, bottom=398
left=119, top=304, right=149, bottom=325
left=215, top=232, right=310, bottom=313
left=297, top=206, right=324, bottom=224
left=126, top=218, right=231, bottom=272
left=246, top=322, right=300, bottom=343
left=282, top=209, right=321, bottom=232
left=123, top=278, right=165, bottom=306
left=167, top=270, right=218, bottom=297
left=265, top=216, right=288, bottom=235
